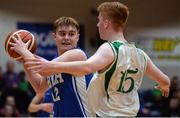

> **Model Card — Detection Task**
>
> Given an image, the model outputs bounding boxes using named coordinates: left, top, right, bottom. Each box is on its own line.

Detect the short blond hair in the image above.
left=53, top=17, right=80, bottom=32
left=97, top=2, right=129, bottom=31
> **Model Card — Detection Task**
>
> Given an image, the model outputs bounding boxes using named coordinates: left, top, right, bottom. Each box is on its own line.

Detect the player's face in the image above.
left=53, top=25, right=79, bottom=54
left=97, top=13, right=107, bottom=40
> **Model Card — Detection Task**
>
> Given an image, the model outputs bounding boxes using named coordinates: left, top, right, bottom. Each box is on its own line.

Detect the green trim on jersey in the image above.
left=104, top=41, right=123, bottom=99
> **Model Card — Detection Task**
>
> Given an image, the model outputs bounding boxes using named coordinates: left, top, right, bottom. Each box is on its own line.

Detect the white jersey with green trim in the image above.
left=87, top=40, right=148, bottom=116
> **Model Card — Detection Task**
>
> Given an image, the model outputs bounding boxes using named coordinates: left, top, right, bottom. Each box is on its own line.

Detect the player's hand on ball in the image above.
left=4, top=30, right=36, bottom=60
left=9, top=34, right=31, bottom=55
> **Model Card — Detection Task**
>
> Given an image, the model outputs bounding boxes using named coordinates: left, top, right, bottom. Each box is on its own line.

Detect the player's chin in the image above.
left=61, top=45, right=74, bottom=50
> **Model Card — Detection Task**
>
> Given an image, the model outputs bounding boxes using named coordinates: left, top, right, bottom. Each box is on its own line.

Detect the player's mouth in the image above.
left=62, top=42, right=71, bottom=46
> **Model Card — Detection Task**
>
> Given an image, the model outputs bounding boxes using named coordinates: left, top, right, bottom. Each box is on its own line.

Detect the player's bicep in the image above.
left=145, top=55, right=168, bottom=83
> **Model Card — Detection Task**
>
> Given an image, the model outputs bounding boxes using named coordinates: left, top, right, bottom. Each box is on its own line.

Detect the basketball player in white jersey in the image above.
left=24, top=2, right=170, bottom=116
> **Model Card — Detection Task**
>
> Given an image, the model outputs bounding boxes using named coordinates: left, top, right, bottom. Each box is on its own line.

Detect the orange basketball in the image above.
left=4, top=29, right=37, bottom=60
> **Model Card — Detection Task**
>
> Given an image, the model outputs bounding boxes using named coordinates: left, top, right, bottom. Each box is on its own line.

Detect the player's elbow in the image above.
left=28, top=105, right=34, bottom=113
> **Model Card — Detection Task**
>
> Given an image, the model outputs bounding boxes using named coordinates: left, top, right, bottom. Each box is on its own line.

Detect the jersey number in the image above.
left=52, top=87, right=60, bottom=102
left=117, top=68, right=138, bottom=93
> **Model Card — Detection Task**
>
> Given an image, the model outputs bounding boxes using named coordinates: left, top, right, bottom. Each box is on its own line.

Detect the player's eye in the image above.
left=59, top=32, right=66, bottom=37
left=69, top=32, right=76, bottom=37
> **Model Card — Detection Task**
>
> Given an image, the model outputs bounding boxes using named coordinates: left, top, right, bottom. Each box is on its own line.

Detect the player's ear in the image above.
left=104, top=19, right=109, bottom=29
left=76, top=33, right=80, bottom=42
left=77, top=33, right=80, bottom=38
left=52, top=32, right=56, bottom=40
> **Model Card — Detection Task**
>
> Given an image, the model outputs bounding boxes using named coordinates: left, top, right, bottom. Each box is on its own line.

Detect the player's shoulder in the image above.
left=52, top=48, right=87, bottom=62
left=136, top=48, right=148, bottom=56
left=98, top=42, right=113, bottom=52
left=65, top=48, right=87, bottom=60
left=68, top=48, right=86, bottom=55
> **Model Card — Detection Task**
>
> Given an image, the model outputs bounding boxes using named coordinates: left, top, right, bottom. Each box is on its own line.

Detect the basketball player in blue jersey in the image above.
left=24, top=2, right=170, bottom=117
left=28, top=89, right=53, bottom=117
left=10, top=17, right=93, bottom=117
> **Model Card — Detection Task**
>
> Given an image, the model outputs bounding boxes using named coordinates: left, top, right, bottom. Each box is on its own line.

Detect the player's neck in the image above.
left=108, top=31, right=126, bottom=42
left=58, top=48, right=65, bottom=55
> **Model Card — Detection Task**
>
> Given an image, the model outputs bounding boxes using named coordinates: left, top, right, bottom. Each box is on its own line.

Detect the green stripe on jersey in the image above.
left=104, top=41, right=123, bottom=100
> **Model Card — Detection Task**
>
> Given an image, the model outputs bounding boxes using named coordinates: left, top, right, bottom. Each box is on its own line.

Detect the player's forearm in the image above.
left=21, top=49, right=34, bottom=59
left=28, top=104, right=41, bottom=112
left=20, top=50, right=45, bottom=93
left=151, top=73, right=170, bottom=87
left=52, top=61, right=93, bottom=76
left=21, top=51, right=43, bottom=93
left=146, top=57, right=170, bottom=87
left=146, top=61, right=170, bottom=87
left=23, top=65, right=42, bottom=93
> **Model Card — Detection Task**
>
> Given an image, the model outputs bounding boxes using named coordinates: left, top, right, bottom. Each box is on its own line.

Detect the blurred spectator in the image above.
left=174, top=88, right=180, bottom=100
left=138, top=76, right=180, bottom=117
left=3, top=61, right=20, bottom=89
left=138, top=102, right=153, bottom=116
left=150, top=90, right=163, bottom=116
left=19, top=71, right=29, bottom=92
left=0, top=95, right=20, bottom=117
left=0, top=66, right=5, bottom=108
left=0, top=66, right=4, bottom=93
left=138, top=90, right=162, bottom=117
left=169, top=76, right=179, bottom=98
left=16, top=71, right=32, bottom=115
left=162, top=97, right=180, bottom=117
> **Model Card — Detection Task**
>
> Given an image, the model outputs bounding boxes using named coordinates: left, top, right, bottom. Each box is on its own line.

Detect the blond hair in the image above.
left=97, top=2, right=129, bottom=31
left=53, top=16, right=80, bottom=32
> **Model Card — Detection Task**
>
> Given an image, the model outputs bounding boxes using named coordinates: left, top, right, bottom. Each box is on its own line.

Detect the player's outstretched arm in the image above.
left=25, top=43, right=114, bottom=77
left=145, top=53, right=170, bottom=97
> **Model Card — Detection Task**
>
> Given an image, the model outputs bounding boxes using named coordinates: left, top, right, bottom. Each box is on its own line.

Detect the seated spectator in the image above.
left=169, top=76, right=179, bottom=98
left=162, top=97, right=180, bottom=117
left=17, top=71, right=32, bottom=115
left=0, top=66, right=4, bottom=94
left=0, top=95, right=20, bottom=117
left=3, top=61, right=20, bottom=89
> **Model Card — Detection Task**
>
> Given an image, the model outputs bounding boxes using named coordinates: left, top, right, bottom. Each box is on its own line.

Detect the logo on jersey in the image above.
left=47, top=74, right=64, bottom=87
left=47, top=74, right=64, bottom=102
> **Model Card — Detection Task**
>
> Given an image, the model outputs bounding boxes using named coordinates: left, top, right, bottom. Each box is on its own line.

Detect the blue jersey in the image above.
left=47, top=72, right=93, bottom=117
left=37, top=89, right=53, bottom=117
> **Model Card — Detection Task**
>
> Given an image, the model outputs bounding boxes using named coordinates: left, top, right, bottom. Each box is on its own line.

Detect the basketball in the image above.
left=4, top=29, right=37, bottom=60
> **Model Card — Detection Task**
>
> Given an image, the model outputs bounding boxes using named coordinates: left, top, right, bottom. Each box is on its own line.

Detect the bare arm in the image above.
left=145, top=54, right=170, bottom=97
left=28, top=94, right=53, bottom=113
left=26, top=43, right=114, bottom=76
left=10, top=36, right=49, bottom=93
left=28, top=94, right=44, bottom=112
left=23, top=49, right=87, bottom=92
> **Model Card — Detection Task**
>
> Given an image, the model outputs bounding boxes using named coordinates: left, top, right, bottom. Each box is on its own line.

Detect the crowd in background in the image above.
left=0, top=60, right=179, bottom=117
left=0, top=61, right=35, bottom=117
left=137, top=76, right=180, bottom=117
